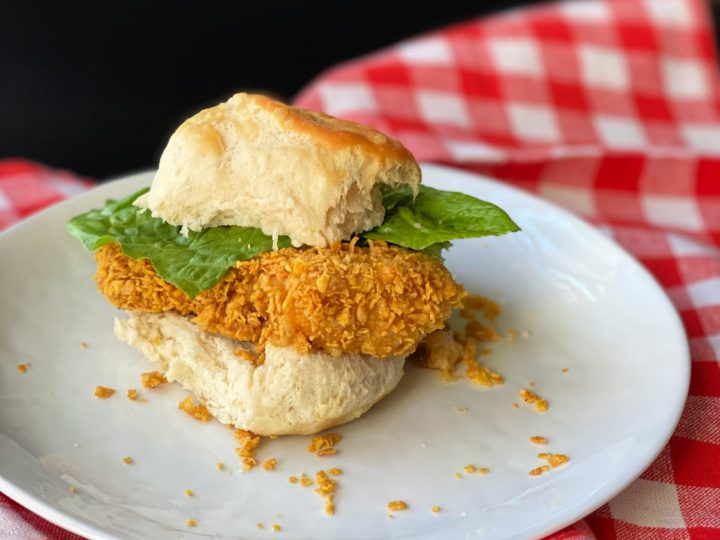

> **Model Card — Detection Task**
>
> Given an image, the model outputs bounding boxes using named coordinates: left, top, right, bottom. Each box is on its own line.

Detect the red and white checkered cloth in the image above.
left=2, top=0, right=720, bottom=537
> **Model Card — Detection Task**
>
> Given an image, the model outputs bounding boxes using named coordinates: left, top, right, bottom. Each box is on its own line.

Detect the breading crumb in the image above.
left=387, top=514, right=394, bottom=520
left=465, top=319, right=501, bottom=342
left=562, top=368, right=569, bottom=374
left=462, top=339, right=503, bottom=387
left=461, top=294, right=500, bottom=321
left=453, top=472, right=462, bottom=479
left=512, top=403, right=520, bottom=409
left=217, top=463, right=225, bottom=471
left=272, top=524, right=282, bottom=532
left=387, top=500, right=408, bottom=512
left=328, top=468, right=343, bottom=476
left=288, top=476, right=298, bottom=484
left=185, top=489, right=193, bottom=497
left=538, top=453, right=569, bottom=468
left=80, top=341, right=89, bottom=349
left=477, top=467, right=490, bottom=475
left=520, top=388, right=548, bottom=413
left=122, top=456, right=133, bottom=465
left=324, top=495, right=335, bottom=516
left=262, top=458, right=278, bottom=471
left=431, top=505, right=441, bottom=513
left=256, top=522, right=264, bottom=529
left=529, top=436, right=547, bottom=445
left=308, top=433, right=342, bottom=456
left=178, top=396, right=210, bottom=422
left=315, top=470, right=338, bottom=515
left=235, top=429, right=262, bottom=471
left=186, top=519, right=197, bottom=528
left=127, top=388, right=138, bottom=401
left=141, top=371, right=168, bottom=389
left=69, top=486, right=77, bottom=494
left=529, top=465, right=551, bottom=476
left=233, top=349, right=263, bottom=365
left=16, top=363, right=29, bottom=374
left=464, top=464, right=477, bottom=474
left=94, top=386, right=115, bottom=398
left=300, top=473, right=313, bottom=487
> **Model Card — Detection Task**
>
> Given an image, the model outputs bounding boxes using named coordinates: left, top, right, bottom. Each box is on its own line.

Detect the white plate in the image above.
left=0, top=164, right=689, bottom=540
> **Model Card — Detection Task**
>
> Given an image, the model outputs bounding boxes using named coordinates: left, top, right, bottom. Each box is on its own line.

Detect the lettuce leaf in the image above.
left=67, top=183, right=519, bottom=298
left=66, top=188, right=290, bottom=298
left=360, top=185, right=520, bottom=250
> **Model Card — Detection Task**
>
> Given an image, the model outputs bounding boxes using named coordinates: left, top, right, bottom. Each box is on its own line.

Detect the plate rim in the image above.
left=0, top=163, right=691, bottom=540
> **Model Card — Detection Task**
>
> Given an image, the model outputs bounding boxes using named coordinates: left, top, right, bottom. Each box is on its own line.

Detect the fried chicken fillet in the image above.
left=96, top=241, right=465, bottom=358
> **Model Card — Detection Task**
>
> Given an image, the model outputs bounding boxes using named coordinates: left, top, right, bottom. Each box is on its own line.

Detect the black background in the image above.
left=1, top=1, right=543, bottom=179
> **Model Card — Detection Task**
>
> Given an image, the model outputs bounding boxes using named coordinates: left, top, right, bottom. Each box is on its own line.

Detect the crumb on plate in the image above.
left=127, top=388, right=138, bottom=401
left=141, top=371, right=168, bottom=389
left=462, top=339, right=503, bottom=387
left=431, top=505, right=441, bottom=513
left=178, top=395, right=210, bottom=422
left=529, top=436, right=547, bottom=445
left=300, top=473, right=313, bottom=487
left=529, top=465, right=551, bottom=476
left=122, top=456, right=133, bottom=465
left=235, top=429, right=262, bottom=471
left=262, top=458, right=278, bottom=471
left=315, top=470, right=338, bottom=515
left=387, top=500, right=408, bottom=512
left=538, top=453, right=569, bottom=468
left=308, top=433, right=342, bottom=456
left=460, top=294, right=500, bottom=322
left=519, top=388, right=548, bottom=413
left=94, top=386, right=115, bottom=398
left=16, top=363, right=29, bottom=374
left=186, top=519, right=197, bottom=528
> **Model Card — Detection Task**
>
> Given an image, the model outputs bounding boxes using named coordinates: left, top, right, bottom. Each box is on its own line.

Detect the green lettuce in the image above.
left=67, top=188, right=290, bottom=298
left=361, top=185, right=520, bottom=250
left=67, top=183, right=519, bottom=298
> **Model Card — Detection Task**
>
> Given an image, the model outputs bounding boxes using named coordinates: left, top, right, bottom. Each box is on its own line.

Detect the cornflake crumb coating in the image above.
left=95, top=241, right=465, bottom=358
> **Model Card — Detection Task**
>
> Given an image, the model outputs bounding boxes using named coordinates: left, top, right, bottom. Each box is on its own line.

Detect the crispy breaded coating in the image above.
left=95, top=241, right=465, bottom=357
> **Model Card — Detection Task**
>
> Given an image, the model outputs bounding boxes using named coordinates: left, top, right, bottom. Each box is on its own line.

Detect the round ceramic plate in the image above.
left=0, top=164, right=689, bottom=540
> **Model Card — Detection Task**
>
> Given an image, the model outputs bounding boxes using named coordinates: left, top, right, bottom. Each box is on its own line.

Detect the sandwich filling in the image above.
left=71, top=182, right=519, bottom=359
left=96, top=240, right=464, bottom=358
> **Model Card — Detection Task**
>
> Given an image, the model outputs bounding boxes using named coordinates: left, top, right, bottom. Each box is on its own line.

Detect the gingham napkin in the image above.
left=2, top=0, right=719, bottom=537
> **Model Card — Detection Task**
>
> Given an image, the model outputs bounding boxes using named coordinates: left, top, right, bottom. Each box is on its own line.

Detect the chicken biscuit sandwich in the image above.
left=67, top=93, right=519, bottom=435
